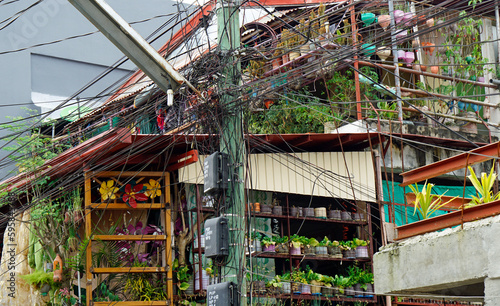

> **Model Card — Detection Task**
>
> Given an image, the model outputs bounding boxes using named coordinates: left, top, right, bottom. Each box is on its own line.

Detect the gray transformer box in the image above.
left=204, top=217, right=229, bottom=258
left=203, top=152, right=229, bottom=195
left=207, top=282, right=239, bottom=306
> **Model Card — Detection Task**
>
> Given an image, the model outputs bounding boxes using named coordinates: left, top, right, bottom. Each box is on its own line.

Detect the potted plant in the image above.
left=271, top=198, right=283, bottom=215
left=353, top=211, right=365, bottom=221
left=328, top=208, right=341, bottom=220
left=303, top=206, right=315, bottom=217
left=290, top=234, right=303, bottom=255
left=327, top=239, right=342, bottom=258
left=466, top=164, right=500, bottom=207
left=266, top=275, right=283, bottom=294
left=408, top=182, right=457, bottom=219
left=333, top=274, right=350, bottom=296
left=305, top=268, right=322, bottom=295
left=316, top=237, right=329, bottom=256
left=291, top=269, right=306, bottom=293
left=340, top=240, right=356, bottom=259
left=341, top=210, right=352, bottom=221
left=261, top=235, right=276, bottom=252
left=280, top=272, right=292, bottom=294
left=250, top=202, right=260, bottom=213
left=320, top=274, right=335, bottom=296
left=260, top=202, right=272, bottom=214
left=359, top=270, right=374, bottom=297
left=314, top=207, right=327, bottom=218
left=275, top=236, right=290, bottom=254
left=304, top=237, right=318, bottom=255
left=353, top=238, right=369, bottom=258
left=290, top=206, right=303, bottom=217
left=250, top=231, right=262, bottom=253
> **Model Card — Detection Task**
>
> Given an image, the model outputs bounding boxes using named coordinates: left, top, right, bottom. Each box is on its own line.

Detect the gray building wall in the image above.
left=0, top=0, right=177, bottom=179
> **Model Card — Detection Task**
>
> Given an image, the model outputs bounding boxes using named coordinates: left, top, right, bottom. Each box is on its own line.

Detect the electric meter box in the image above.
left=203, top=152, right=229, bottom=195
left=207, top=282, right=239, bottom=306
left=204, top=217, right=229, bottom=258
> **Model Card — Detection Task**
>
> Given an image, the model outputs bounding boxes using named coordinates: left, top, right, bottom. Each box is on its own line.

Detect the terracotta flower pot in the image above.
left=271, top=58, right=282, bottom=70
left=378, top=14, right=390, bottom=30
left=430, top=66, right=439, bottom=74
left=422, top=42, right=435, bottom=55
left=53, top=254, right=63, bottom=283
left=250, top=202, right=260, bottom=212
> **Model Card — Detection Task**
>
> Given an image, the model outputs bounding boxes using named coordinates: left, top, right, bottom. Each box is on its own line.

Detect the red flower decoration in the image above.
left=122, top=184, right=148, bottom=208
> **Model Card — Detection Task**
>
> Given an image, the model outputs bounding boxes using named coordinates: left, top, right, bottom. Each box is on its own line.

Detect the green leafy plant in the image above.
left=467, top=164, right=500, bottom=206
left=173, top=259, right=191, bottom=291
left=353, top=238, right=368, bottom=247
left=306, top=237, right=319, bottom=247
left=408, top=182, right=458, bottom=219
left=19, top=270, right=57, bottom=289
left=261, top=235, right=276, bottom=247
left=248, top=89, right=337, bottom=134
left=124, top=261, right=168, bottom=301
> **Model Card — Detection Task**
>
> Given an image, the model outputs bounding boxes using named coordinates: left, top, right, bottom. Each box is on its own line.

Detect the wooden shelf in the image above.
left=93, top=235, right=166, bottom=241
left=91, top=267, right=168, bottom=274
left=252, top=252, right=370, bottom=262
left=88, top=203, right=165, bottom=210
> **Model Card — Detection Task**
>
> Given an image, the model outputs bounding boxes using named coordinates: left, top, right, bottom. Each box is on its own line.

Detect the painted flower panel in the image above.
left=122, top=183, right=148, bottom=208
left=144, top=179, right=162, bottom=199
left=99, top=180, right=119, bottom=201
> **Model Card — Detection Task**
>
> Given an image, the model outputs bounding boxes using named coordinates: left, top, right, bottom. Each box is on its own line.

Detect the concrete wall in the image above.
left=0, top=0, right=178, bottom=179
left=374, top=214, right=500, bottom=304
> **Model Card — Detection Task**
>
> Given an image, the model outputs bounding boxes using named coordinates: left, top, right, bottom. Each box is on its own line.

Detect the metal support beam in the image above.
left=400, top=141, right=500, bottom=186
left=395, top=199, right=500, bottom=240
left=67, top=0, right=197, bottom=94
left=405, top=193, right=471, bottom=210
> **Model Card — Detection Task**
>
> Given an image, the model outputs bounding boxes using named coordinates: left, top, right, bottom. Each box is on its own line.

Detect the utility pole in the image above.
left=217, top=0, right=246, bottom=304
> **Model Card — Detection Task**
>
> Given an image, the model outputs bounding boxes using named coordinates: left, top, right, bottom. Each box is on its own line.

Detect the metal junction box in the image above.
left=207, top=282, right=239, bottom=306
left=204, top=217, right=229, bottom=259
left=203, top=152, right=229, bottom=195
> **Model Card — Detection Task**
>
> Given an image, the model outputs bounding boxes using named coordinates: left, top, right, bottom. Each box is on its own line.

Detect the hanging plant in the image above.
left=122, top=183, right=148, bottom=208
left=144, top=179, right=162, bottom=199
left=99, top=180, right=119, bottom=201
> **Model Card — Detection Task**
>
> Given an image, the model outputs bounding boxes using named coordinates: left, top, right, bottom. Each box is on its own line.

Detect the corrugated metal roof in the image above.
left=179, top=151, right=376, bottom=201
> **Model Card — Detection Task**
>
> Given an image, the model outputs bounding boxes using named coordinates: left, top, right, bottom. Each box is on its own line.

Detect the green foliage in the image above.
left=173, top=258, right=191, bottom=291
left=409, top=182, right=457, bottom=219
left=124, top=261, right=167, bottom=301
left=261, top=235, right=276, bottom=247
left=95, top=282, right=121, bottom=302
left=467, top=164, right=500, bottom=206
left=353, top=238, right=368, bottom=247
left=19, top=270, right=56, bottom=288
left=248, top=90, right=336, bottom=134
